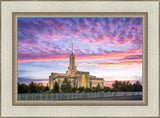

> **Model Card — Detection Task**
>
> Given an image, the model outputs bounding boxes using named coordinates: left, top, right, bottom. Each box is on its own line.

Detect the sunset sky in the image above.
left=18, top=18, right=143, bottom=87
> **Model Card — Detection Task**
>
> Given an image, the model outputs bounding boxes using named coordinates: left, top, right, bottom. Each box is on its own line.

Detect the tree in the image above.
left=18, top=83, right=28, bottom=93
left=53, top=81, right=59, bottom=93
left=111, top=80, right=142, bottom=92
left=37, top=83, right=45, bottom=93
left=90, top=81, right=92, bottom=88
left=120, top=81, right=131, bottom=91
left=96, top=83, right=101, bottom=92
left=92, top=87, right=96, bottom=92
left=71, top=87, right=77, bottom=93
left=44, top=84, right=49, bottom=92
left=84, top=88, right=92, bottom=93
left=112, top=80, right=133, bottom=92
left=104, top=87, right=113, bottom=92
left=18, top=82, right=51, bottom=93
left=28, top=81, right=38, bottom=93
left=112, top=80, right=119, bottom=92
left=78, top=87, right=85, bottom=93
left=132, top=81, right=142, bottom=91
left=61, top=78, right=72, bottom=93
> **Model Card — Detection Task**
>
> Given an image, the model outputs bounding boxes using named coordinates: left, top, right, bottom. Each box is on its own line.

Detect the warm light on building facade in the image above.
left=82, top=74, right=85, bottom=87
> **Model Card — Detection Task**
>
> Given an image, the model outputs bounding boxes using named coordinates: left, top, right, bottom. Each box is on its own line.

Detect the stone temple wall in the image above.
left=90, top=80, right=104, bottom=88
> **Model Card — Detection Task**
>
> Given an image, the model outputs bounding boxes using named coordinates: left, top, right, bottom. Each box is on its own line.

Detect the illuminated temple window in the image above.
left=82, top=74, right=85, bottom=87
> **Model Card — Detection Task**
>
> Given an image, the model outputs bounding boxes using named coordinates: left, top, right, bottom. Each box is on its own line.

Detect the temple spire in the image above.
left=72, top=42, right=73, bottom=54
left=66, top=42, right=77, bottom=75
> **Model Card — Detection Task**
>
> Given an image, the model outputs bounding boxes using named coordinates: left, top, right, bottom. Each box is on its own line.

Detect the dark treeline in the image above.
left=104, top=80, right=142, bottom=92
left=18, top=78, right=142, bottom=93
left=18, top=82, right=49, bottom=93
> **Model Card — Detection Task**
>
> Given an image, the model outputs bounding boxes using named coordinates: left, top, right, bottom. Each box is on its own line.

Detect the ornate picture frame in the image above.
left=1, top=0, right=159, bottom=118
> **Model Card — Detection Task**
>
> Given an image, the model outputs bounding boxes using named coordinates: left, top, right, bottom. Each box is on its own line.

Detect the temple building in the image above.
left=48, top=43, right=104, bottom=90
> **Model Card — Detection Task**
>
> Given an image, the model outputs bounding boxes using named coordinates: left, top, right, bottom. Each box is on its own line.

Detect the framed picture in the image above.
left=13, top=12, right=147, bottom=106
left=1, top=0, right=159, bottom=118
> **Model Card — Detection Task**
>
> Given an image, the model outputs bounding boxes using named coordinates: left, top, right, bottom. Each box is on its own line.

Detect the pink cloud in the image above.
left=34, top=21, right=40, bottom=25
left=45, top=20, right=52, bottom=25
left=18, top=50, right=142, bottom=63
